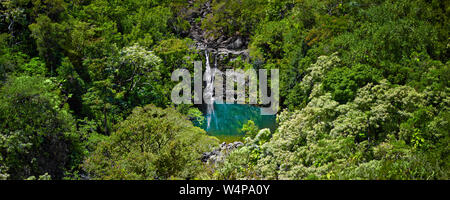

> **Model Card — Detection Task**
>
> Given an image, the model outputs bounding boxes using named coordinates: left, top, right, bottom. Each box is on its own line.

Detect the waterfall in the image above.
left=186, top=1, right=275, bottom=136
left=204, top=50, right=216, bottom=129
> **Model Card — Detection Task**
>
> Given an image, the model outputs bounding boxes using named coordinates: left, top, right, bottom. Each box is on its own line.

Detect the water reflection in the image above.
left=201, top=102, right=277, bottom=136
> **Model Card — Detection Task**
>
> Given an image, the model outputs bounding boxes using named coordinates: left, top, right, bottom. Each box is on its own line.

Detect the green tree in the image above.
left=29, top=15, right=66, bottom=75
left=0, top=76, right=83, bottom=180
left=84, top=104, right=218, bottom=180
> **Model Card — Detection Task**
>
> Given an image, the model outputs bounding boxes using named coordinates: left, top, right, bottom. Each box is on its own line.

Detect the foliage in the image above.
left=218, top=54, right=449, bottom=180
left=186, top=107, right=206, bottom=127
left=201, top=0, right=267, bottom=39
left=0, top=0, right=448, bottom=180
left=0, top=76, right=83, bottom=180
left=214, top=127, right=273, bottom=180
left=241, top=120, right=258, bottom=140
left=323, top=64, right=382, bottom=103
left=84, top=105, right=218, bottom=180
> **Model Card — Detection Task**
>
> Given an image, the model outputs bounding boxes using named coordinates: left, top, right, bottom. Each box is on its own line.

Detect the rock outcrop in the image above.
left=186, top=0, right=249, bottom=58
left=201, top=141, right=244, bottom=164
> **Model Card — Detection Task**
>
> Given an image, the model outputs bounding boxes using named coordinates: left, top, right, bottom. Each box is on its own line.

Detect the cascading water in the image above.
left=188, top=0, right=276, bottom=136
left=204, top=50, right=216, bottom=129
left=202, top=49, right=276, bottom=136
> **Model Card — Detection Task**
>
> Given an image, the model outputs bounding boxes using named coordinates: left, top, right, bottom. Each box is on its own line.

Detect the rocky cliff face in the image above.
left=186, top=0, right=250, bottom=62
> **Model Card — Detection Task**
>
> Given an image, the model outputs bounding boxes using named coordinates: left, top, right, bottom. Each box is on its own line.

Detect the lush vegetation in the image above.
left=84, top=104, right=218, bottom=180
left=0, top=0, right=448, bottom=180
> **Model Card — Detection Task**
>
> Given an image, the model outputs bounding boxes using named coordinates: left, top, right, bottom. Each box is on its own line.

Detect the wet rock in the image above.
left=201, top=141, right=244, bottom=163
left=216, top=35, right=225, bottom=45
left=227, top=37, right=244, bottom=49
left=234, top=37, right=244, bottom=49
left=201, top=152, right=211, bottom=162
left=233, top=141, right=244, bottom=148
left=220, top=142, right=227, bottom=150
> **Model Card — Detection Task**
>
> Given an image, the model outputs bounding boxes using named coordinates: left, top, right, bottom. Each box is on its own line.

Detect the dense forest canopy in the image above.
left=0, top=0, right=448, bottom=180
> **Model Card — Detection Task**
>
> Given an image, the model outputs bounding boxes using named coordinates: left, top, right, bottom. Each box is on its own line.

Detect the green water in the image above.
left=201, top=103, right=277, bottom=137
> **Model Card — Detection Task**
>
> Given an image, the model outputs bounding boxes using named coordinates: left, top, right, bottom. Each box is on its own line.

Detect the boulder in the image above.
left=233, top=141, right=244, bottom=148
left=201, top=152, right=211, bottom=162
left=201, top=141, right=245, bottom=163
left=227, top=37, right=244, bottom=49
left=219, top=142, right=227, bottom=150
